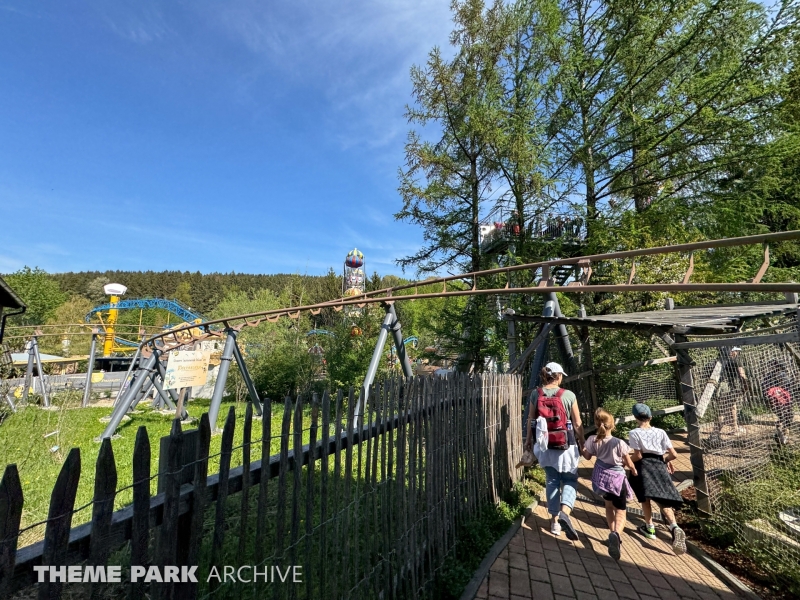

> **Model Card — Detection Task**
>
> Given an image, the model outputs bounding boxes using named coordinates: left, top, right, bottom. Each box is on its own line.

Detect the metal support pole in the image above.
left=149, top=372, right=180, bottom=413
left=4, top=391, right=16, bottom=413
left=82, top=333, right=98, bottom=407
left=672, top=334, right=711, bottom=515
left=523, top=299, right=555, bottom=438
left=548, top=292, right=577, bottom=375
left=21, top=339, right=34, bottom=403
left=99, top=353, right=158, bottom=439
left=32, top=336, right=49, bottom=407
left=149, top=379, right=162, bottom=408
left=114, top=345, right=141, bottom=408
left=208, top=331, right=237, bottom=433
left=387, top=304, right=413, bottom=378
left=231, top=332, right=264, bottom=416
left=506, top=309, right=517, bottom=366
left=358, top=309, right=395, bottom=421
left=153, top=359, right=185, bottom=418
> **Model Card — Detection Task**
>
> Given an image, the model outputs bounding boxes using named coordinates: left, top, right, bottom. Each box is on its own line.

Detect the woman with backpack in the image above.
left=525, top=362, right=585, bottom=539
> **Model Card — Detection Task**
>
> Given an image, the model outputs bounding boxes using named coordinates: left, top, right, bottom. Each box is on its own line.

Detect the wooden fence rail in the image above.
left=0, top=373, right=523, bottom=600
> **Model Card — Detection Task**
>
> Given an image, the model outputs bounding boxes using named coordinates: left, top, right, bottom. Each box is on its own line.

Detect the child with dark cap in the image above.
left=628, top=403, right=687, bottom=555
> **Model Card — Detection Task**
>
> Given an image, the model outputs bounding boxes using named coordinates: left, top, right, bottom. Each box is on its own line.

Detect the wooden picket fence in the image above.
left=0, top=373, right=523, bottom=600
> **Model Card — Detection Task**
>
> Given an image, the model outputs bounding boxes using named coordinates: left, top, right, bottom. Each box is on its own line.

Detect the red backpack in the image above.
left=536, top=387, right=569, bottom=450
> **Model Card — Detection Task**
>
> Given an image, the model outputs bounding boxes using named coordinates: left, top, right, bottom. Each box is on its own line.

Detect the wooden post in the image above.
left=0, top=465, right=23, bottom=599
left=305, top=395, right=319, bottom=600
left=177, top=414, right=210, bottom=600
left=238, top=403, right=253, bottom=563
left=254, top=399, right=272, bottom=565
left=130, top=428, right=150, bottom=600
left=673, top=334, right=712, bottom=515
left=154, top=420, right=183, bottom=600
left=89, top=439, right=117, bottom=600
left=39, top=448, right=81, bottom=600
left=209, top=408, right=235, bottom=595
left=274, top=397, right=292, bottom=573
left=289, top=396, right=303, bottom=597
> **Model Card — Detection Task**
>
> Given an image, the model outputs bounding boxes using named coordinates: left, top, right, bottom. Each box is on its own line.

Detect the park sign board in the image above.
left=164, top=350, right=209, bottom=390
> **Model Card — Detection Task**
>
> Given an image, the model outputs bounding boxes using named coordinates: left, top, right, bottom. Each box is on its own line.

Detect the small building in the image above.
left=0, top=275, right=26, bottom=350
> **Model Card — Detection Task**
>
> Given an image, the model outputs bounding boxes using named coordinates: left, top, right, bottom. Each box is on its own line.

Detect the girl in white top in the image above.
left=627, top=403, right=686, bottom=555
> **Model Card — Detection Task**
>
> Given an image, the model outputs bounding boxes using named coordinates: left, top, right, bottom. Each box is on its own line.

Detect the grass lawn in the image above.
left=0, top=393, right=319, bottom=547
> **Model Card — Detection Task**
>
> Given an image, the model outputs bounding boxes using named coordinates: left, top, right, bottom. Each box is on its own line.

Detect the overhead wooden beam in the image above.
left=672, top=332, right=799, bottom=350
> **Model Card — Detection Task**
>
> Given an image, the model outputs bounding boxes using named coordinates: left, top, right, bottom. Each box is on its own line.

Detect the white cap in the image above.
left=731, top=346, right=742, bottom=352
left=545, top=362, right=567, bottom=376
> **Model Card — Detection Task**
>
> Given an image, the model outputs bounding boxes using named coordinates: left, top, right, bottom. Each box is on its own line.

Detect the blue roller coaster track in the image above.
left=85, top=298, right=206, bottom=325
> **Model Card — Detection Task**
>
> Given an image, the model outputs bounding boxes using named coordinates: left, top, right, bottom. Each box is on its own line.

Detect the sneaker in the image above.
left=638, top=523, right=657, bottom=540
left=550, top=520, right=562, bottom=536
left=608, top=531, right=621, bottom=560
left=558, top=511, right=579, bottom=541
left=671, top=526, right=687, bottom=555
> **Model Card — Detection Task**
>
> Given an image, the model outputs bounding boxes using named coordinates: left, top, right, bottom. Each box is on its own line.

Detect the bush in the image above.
left=434, top=476, right=542, bottom=600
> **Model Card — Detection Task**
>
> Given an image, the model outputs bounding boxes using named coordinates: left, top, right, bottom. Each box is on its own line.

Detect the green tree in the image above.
left=396, top=0, right=508, bottom=275
left=547, top=0, right=798, bottom=248
left=4, top=267, right=66, bottom=325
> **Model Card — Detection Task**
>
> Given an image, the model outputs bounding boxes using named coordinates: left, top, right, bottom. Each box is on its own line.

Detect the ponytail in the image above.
left=540, top=366, right=560, bottom=386
left=594, top=408, right=615, bottom=440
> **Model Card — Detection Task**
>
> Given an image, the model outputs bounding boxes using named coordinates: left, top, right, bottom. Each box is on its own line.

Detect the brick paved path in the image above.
left=473, top=434, right=744, bottom=600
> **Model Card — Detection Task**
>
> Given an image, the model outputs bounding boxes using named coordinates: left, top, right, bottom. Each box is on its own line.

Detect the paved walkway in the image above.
left=473, top=434, right=743, bottom=600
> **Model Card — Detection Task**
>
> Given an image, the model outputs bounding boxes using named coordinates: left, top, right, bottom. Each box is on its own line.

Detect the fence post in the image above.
left=39, top=448, right=81, bottom=600
left=130, top=427, right=150, bottom=600
left=209, top=407, right=235, bottom=595
left=0, top=465, right=23, bottom=598
left=672, top=334, right=712, bottom=515
left=89, top=439, right=117, bottom=600
left=154, top=420, right=183, bottom=600
left=183, top=414, right=210, bottom=600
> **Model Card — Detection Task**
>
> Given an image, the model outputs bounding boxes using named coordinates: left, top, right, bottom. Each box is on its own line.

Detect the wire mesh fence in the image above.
left=686, top=321, right=800, bottom=588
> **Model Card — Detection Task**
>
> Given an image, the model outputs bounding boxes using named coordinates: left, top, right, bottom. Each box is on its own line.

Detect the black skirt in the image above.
left=629, top=453, right=684, bottom=508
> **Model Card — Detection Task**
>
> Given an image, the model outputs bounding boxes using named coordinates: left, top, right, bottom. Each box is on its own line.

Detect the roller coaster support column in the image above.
left=230, top=330, right=264, bottom=417
left=387, top=303, right=413, bottom=379
left=21, top=338, right=35, bottom=403
left=114, top=345, right=141, bottom=408
left=358, top=307, right=395, bottom=421
left=100, top=352, right=159, bottom=439
left=208, top=330, right=236, bottom=433
left=103, top=294, right=120, bottom=357
left=32, top=335, right=50, bottom=407
left=82, top=332, right=98, bottom=407
left=548, top=292, right=577, bottom=375
left=523, top=299, right=555, bottom=434
left=153, top=359, right=185, bottom=418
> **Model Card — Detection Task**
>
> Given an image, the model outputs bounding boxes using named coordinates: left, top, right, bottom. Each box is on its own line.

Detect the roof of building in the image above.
left=0, top=275, right=25, bottom=310
left=506, top=302, right=799, bottom=335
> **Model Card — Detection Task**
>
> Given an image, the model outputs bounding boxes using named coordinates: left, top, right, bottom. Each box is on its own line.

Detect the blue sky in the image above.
left=0, top=1, right=453, bottom=277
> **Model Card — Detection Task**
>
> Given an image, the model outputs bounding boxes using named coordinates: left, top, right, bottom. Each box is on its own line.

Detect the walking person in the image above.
left=713, top=346, right=749, bottom=436
left=525, top=362, right=585, bottom=540
left=762, top=359, right=795, bottom=445
left=627, top=403, right=687, bottom=555
left=581, top=408, right=637, bottom=560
